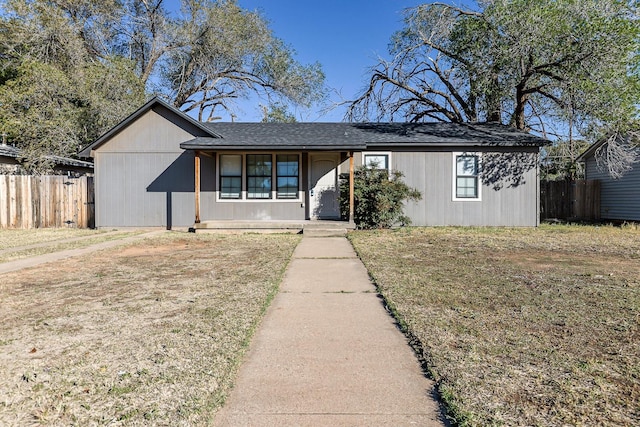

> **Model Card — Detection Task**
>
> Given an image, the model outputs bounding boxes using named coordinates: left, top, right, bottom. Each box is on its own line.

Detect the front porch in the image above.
left=191, top=219, right=355, bottom=236
left=189, top=149, right=357, bottom=226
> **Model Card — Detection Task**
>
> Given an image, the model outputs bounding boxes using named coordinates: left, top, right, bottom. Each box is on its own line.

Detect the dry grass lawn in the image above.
left=0, top=229, right=146, bottom=263
left=350, top=225, right=640, bottom=426
left=0, top=232, right=300, bottom=426
left=0, top=228, right=106, bottom=249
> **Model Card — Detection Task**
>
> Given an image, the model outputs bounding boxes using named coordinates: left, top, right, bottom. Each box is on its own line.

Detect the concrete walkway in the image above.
left=215, top=236, right=445, bottom=426
left=0, top=230, right=166, bottom=275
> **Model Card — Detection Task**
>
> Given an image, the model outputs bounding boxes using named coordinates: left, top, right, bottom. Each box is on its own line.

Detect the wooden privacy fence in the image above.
left=0, top=175, right=94, bottom=228
left=541, top=179, right=600, bottom=221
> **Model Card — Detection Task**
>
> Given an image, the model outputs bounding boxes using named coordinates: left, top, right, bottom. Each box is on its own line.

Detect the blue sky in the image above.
left=164, top=1, right=476, bottom=121
left=226, top=1, right=430, bottom=121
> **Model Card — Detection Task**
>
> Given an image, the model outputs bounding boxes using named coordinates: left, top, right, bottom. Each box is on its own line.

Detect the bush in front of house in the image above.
left=339, top=165, right=422, bottom=229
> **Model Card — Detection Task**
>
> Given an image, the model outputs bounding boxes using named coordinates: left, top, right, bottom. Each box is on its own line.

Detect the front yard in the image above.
left=0, top=232, right=299, bottom=425
left=350, top=225, right=640, bottom=426
left=2, top=225, right=638, bottom=426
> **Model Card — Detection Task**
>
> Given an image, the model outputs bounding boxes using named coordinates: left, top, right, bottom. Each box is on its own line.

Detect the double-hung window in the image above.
left=453, top=153, right=481, bottom=200
left=247, top=154, right=272, bottom=199
left=276, top=154, right=299, bottom=199
left=219, top=155, right=242, bottom=199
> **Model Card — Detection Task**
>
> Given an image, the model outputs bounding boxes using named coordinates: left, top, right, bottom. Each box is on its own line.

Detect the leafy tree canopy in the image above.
left=0, top=0, right=325, bottom=172
left=348, top=0, right=640, bottom=176
left=260, top=102, right=297, bottom=123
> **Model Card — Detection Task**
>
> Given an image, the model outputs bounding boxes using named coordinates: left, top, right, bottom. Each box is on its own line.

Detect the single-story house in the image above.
left=1, top=143, right=94, bottom=175
left=79, top=97, right=546, bottom=229
left=577, top=139, right=640, bottom=221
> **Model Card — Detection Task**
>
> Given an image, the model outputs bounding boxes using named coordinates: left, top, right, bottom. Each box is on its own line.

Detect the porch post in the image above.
left=349, top=151, right=355, bottom=224
left=194, top=150, right=201, bottom=224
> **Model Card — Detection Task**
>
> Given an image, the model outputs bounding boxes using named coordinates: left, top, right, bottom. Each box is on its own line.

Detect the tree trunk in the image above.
left=514, top=84, right=527, bottom=130
left=486, top=73, right=501, bottom=122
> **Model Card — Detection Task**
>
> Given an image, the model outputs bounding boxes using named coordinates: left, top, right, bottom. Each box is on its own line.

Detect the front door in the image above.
left=309, top=153, right=340, bottom=219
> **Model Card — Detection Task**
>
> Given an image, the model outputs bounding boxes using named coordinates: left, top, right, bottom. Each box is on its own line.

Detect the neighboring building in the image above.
left=0, top=143, right=94, bottom=175
left=577, top=139, right=640, bottom=221
left=79, top=97, right=546, bottom=229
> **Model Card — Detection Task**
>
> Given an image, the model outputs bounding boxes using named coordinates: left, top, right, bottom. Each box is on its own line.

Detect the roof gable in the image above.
left=78, top=97, right=220, bottom=157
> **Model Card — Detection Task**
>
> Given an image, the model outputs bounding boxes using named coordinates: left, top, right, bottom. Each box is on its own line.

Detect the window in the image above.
left=363, top=152, right=390, bottom=170
left=276, top=154, right=299, bottom=199
left=247, top=154, right=272, bottom=199
left=220, top=155, right=242, bottom=199
left=217, top=153, right=301, bottom=201
left=454, top=153, right=480, bottom=200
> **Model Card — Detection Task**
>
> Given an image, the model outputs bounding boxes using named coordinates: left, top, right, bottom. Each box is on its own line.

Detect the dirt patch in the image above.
left=350, top=225, right=640, bottom=426
left=0, top=232, right=300, bottom=425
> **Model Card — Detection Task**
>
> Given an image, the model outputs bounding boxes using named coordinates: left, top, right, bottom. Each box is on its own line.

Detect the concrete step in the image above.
left=302, top=227, right=348, bottom=237
left=191, top=220, right=354, bottom=235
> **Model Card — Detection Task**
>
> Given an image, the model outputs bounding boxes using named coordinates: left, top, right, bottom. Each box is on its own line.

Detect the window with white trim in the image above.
left=453, top=153, right=481, bottom=200
left=219, top=155, right=242, bottom=199
left=276, top=154, right=299, bottom=199
left=363, top=152, right=391, bottom=171
left=247, top=154, right=272, bottom=199
left=217, top=153, right=300, bottom=201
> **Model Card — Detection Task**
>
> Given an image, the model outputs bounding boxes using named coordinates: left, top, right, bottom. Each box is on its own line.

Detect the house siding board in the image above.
left=391, top=150, right=538, bottom=226
left=206, top=200, right=306, bottom=221
left=96, top=152, right=190, bottom=227
left=93, top=108, right=200, bottom=228
left=98, top=108, right=198, bottom=154
left=585, top=156, right=640, bottom=221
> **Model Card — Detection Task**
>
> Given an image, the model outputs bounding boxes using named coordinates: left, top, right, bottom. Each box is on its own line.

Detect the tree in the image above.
left=260, top=102, right=297, bottom=123
left=540, top=139, right=591, bottom=181
left=348, top=0, right=640, bottom=176
left=0, top=0, right=325, bottom=170
left=339, top=165, right=422, bottom=229
left=593, top=131, right=640, bottom=180
left=0, top=0, right=145, bottom=172
left=160, top=0, right=324, bottom=121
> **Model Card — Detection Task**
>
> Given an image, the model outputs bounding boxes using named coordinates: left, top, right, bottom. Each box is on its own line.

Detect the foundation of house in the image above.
left=191, top=220, right=355, bottom=236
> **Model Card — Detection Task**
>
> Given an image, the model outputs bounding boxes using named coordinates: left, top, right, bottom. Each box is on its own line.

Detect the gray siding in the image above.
left=355, top=149, right=540, bottom=226
left=585, top=156, right=640, bottom=221
left=202, top=198, right=306, bottom=221
left=94, top=105, right=542, bottom=227
left=94, top=108, right=204, bottom=228
left=198, top=152, right=308, bottom=221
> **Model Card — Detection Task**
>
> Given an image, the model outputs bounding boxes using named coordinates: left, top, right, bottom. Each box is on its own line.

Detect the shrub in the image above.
left=339, top=165, right=422, bottom=229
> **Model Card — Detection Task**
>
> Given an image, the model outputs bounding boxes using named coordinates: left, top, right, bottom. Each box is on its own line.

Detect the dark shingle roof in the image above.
left=0, top=144, right=19, bottom=158
left=180, top=121, right=547, bottom=151
left=80, top=97, right=547, bottom=154
left=0, top=144, right=93, bottom=169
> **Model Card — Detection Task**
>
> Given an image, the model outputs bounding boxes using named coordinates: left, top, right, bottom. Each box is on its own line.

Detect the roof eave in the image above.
left=366, top=141, right=546, bottom=148
left=180, top=143, right=366, bottom=151
left=576, top=138, right=607, bottom=162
